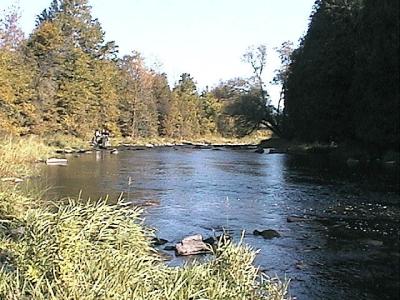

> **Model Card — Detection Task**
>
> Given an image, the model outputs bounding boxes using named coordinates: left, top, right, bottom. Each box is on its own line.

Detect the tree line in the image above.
left=0, top=0, right=270, bottom=139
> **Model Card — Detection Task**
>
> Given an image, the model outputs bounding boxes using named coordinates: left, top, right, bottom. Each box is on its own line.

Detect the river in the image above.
left=36, top=146, right=400, bottom=300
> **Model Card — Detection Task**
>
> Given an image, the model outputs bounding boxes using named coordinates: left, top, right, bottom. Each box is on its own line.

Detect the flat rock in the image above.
left=175, top=234, right=211, bottom=256
left=46, top=158, right=68, bottom=165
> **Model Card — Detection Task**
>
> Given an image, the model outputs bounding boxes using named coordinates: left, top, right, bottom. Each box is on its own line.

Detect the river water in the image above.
left=37, top=146, right=399, bottom=300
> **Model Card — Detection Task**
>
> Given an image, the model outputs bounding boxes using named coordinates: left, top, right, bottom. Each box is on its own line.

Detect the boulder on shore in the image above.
left=175, top=234, right=211, bottom=256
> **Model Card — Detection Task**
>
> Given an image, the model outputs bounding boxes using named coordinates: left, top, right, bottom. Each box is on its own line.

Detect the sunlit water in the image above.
left=36, top=147, right=400, bottom=300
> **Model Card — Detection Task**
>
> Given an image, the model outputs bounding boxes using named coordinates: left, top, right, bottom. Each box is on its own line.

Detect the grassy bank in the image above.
left=0, top=137, right=289, bottom=299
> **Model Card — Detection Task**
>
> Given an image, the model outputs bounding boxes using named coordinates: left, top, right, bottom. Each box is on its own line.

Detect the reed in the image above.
left=0, top=136, right=52, bottom=178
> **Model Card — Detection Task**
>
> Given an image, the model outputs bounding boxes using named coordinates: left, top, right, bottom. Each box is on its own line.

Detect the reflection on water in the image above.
left=37, top=148, right=399, bottom=300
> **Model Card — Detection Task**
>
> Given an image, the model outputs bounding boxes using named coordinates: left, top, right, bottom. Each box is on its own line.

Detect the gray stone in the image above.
left=175, top=234, right=211, bottom=256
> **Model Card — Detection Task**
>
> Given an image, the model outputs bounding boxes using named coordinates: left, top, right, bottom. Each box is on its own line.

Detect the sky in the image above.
left=1, top=0, right=315, bottom=105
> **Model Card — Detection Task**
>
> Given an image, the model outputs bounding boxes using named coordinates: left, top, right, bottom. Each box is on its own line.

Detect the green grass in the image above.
left=0, top=136, right=290, bottom=300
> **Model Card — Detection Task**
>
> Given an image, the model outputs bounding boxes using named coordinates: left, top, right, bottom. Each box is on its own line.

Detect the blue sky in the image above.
left=2, top=0, right=315, bottom=104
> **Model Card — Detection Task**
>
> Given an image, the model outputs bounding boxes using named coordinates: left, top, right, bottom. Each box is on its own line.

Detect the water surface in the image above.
left=38, top=147, right=400, bottom=300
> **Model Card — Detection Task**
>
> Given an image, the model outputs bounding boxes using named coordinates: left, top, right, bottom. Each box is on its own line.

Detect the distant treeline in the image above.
left=0, top=0, right=263, bottom=139
left=284, top=0, right=399, bottom=151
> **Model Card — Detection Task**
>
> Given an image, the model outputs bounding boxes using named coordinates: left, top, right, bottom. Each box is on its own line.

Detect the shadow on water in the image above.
left=35, top=148, right=399, bottom=300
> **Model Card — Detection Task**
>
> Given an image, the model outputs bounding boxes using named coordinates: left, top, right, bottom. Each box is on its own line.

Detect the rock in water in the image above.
left=346, top=158, right=360, bottom=168
left=151, top=237, right=168, bottom=246
left=254, top=148, right=264, bottom=154
left=175, top=234, right=211, bottom=256
left=253, top=229, right=281, bottom=239
left=287, top=215, right=307, bottom=223
left=46, top=158, right=68, bottom=165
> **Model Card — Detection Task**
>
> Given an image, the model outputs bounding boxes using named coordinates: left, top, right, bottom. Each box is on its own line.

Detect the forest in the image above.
left=0, top=0, right=398, bottom=151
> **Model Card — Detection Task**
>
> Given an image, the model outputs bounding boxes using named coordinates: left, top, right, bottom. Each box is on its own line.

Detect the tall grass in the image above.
left=0, top=137, right=290, bottom=300
left=0, top=199, right=289, bottom=299
left=0, top=136, right=53, bottom=178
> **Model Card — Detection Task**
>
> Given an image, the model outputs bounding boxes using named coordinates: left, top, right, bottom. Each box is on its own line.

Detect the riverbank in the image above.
left=259, top=136, right=400, bottom=172
left=40, top=130, right=271, bottom=152
left=0, top=137, right=289, bottom=299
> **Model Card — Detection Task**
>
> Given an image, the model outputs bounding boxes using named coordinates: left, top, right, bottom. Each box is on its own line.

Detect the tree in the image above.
left=164, top=73, right=202, bottom=138
left=284, top=0, right=362, bottom=142
left=0, top=5, right=24, bottom=50
left=349, top=0, right=399, bottom=151
left=272, top=41, right=294, bottom=115
left=118, top=52, right=158, bottom=138
left=199, top=90, right=221, bottom=135
left=27, top=0, right=119, bottom=137
left=242, top=45, right=268, bottom=101
left=0, top=6, right=37, bottom=135
left=152, top=73, right=172, bottom=136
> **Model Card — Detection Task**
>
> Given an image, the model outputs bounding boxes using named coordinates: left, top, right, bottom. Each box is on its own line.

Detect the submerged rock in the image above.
left=151, top=237, right=168, bottom=246
left=202, top=236, right=216, bottom=245
left=163, top=245, right=175, bottom=251
left=254, top=148, right=264, bottom=154
left=253, top=229, right=281, bottom=239
left=287, top=215, right=308, bottom=223
left=362, top=239, right=384, bottom=247
left=203, top=233, right=232, bottom=246
left=175, top=234, right=211, bottom=256
left=346, top=158, right=360, bottom=168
